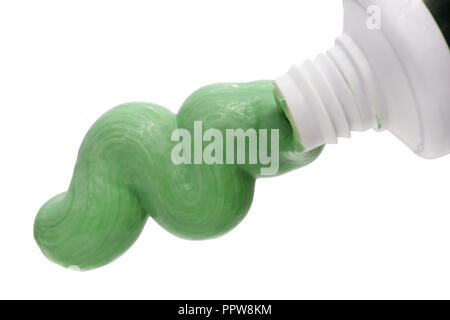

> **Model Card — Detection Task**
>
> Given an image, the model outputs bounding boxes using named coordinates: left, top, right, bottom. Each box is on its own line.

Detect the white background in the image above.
left=1, top=0, right=450, bottom=299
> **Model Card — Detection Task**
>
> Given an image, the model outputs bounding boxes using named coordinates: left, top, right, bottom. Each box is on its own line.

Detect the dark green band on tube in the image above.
left=424, top=0, right=450, bottom=48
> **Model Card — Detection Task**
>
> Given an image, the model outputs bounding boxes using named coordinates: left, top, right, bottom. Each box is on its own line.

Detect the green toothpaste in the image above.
left=34, top=80, right=323, bottom=270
